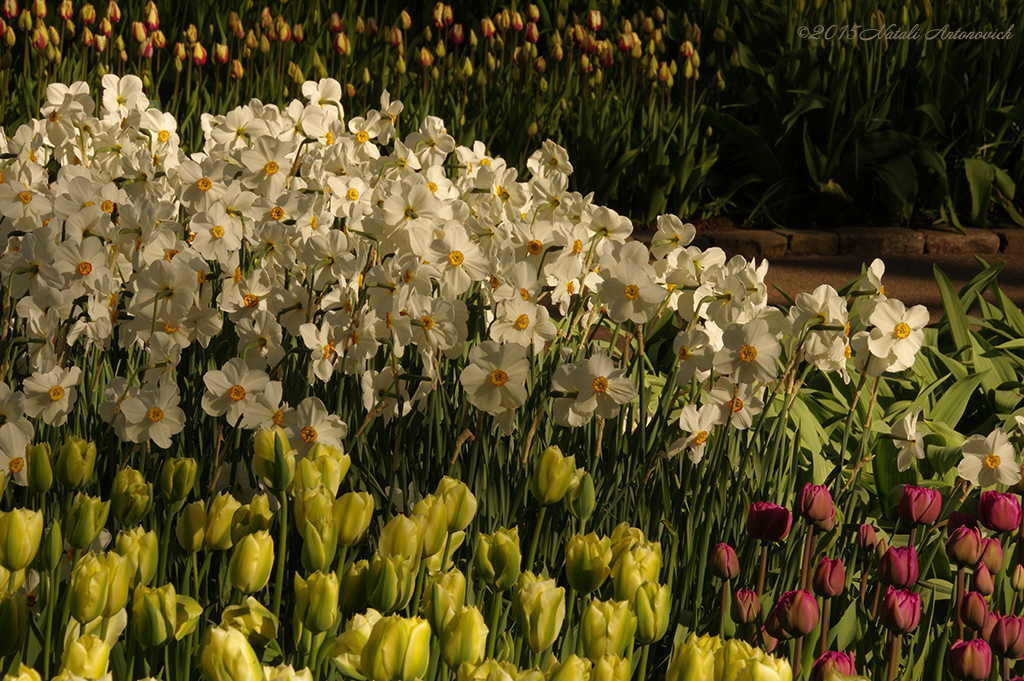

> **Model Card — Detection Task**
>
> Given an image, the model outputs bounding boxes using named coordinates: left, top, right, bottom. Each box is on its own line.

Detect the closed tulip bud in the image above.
left=211, top=42, right=227, bottom=64
left=634, top=581, right=670, bottom=644
left=4, top=24, right=12, bottom=45
left=565, top=532, right=612, bottom=594
left=858, top=523, right=878, bottom=550
left=879, top=545, right=918, bottom=588
left=732, top=587, right=760, bottom=623
left=481, top=16, right=495, bottom=38
left=412, top=496, right=447, bottom=558
left=42, top=520, right=62, bottom=572
left=764, top=601, right=793, bottom=641
left=159, top=457, right=196, bottom=503
left=331, top=31, right=351, bottom=56
left=200, top=625, right=263, bottom=681
left=116, top=526, right=159, bottom=587
left=580, top=599, right=636, bottom=661
left=102, top=551, right=132, bottom=617
left=433, top=479, right=476, bottom=532
left=229, top=530, right=274, bottom=594
left=62, top=634, right=110, bottom=679
left=442, top=606, right=488, bottom=669
left=587, top=9, right=602, bottom=32
left=132, top=583, right=176, bottom=648
left=368, top=552, right=417, bottom=613
left=103, top=0, right=118, bottom=21
left=797, top=483, right=836, bottom=529
left=548, top=654, right=592, bottom=681
left=812, top=556, right=845, bottom=598
left=898, top=485, right=942, bottom=525
left=552, top=44, right=563, bottom=61
left=747, top=502, right=792, bottom=542
left=810, top=651, right=855, bottom=681
left=980, top=491, right=1021, bottom=533
left=56, top=436, right=97, bottom=489
left=947, top=639, right=992, bottom=680
left=475, top=526, right=521, bottom=592
left=1013, top=564, right=1024, bottom=592
left=340, top=558, right=370, bottom=613
left=24, top=442, right=51, bottom=493
left=66, top=493, right=108, bottom=551
left=980, top=537, right=1004, bottom=574
left=0, top=507, right=43, bottom=572
left=326, top=12, right=341, bottom=32
left=300, top=515, right=338, bottom=573
left=514, top=574, right=564, bottom=653
left=111, top=466, right=153, bottom=526
left=1, top=0, right=14, bottom=18
left=206, top=492, right=243, bottom=551
left=222, top=596, right=279, bottom=648
left=294, top=570, right=339, bottom=633
left=880, top=587, right=921, bottom=634
left=379, top=514, right=424, bottom=561
left=95, top=34, right=106, bottom=51
left=69, top=552, right=110, bottom=624
left=234, top=494, right=272, bottom=542
left=97, top=16, right=110, bottom=35
left=151, top=28, right=165, bottom=48
left=422, top=568, right=466, bottom=634
left=709, top=543, right=738, bottom=580
left=229, top=58, right=243, bottom=79
left=192, top=42, right=207, bottom=65
left=30, top=0, right=41, bottom=17
left=331, top=609, right=383, bottom=678
left=973, top=564, right=994, bottom=596
left=947, top=526, right=984, bottom=567
left=613, top=543, right=661, bottom=603
left=991, top=614, right=1024, bottom=658
left=589, top=655, right=629, bottom=681
left=532, top=446, right=575, bottom=505
left=128, top=19, right=144, bottom=43
left=360, top=615, right=431, bottom=681
left=0, top=591, right=25, bottom=657
left=961, top=591, right=989, bottom=630
left=450, top=23, right=464, bottom=44
left=276, top=17, right=290, bottom=43
left=17, top=6, right=29, bottom=30
left=79, top=2, right=94, bottom=23
left=176, top=500, right=206, bottom=552
left=778, top=589, right=819, bottom=636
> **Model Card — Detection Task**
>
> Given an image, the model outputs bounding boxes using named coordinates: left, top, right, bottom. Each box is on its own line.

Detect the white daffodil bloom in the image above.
left=892, top=407, right=925, bottom=472
left=459, top=341, right=529, bottom=416
left=671, top=404, right=720, bottom=463
left=707, top=377, right=765, bottom=431
left=673, top=328, right=715, bottom=386
left=714, top=318, right=781, bottom=387
left=119, top=382, right=186, bottom=449
left=867, top=298, right=928, bottom=372
left=21, top=366, right=82, bottom=427
left=283, top=396, right=349, bottom=459
left=570, top=353, right=636, bottom=420
left=202, top=358, right=271, bottom=427
left=958, top=428, right=1021, bottom=488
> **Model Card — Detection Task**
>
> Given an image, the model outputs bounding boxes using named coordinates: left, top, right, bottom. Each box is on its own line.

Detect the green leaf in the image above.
left=933, top=265, right=971, bottom=354
left=829, top=602, right=859, bottom=651
left=930, top=372, right=988, bottom=427
left=964, top=158, right=995, bottom=227
left=703, top=109, right=784, bottom=184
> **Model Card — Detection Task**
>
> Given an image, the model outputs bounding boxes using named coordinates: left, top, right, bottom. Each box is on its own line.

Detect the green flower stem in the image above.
left=834, top=371, right=869, bottom=497
left=563, top=587, right=578, bottom=657
left=486, top=589, right=502, bottom=660
left=525, top=505, right=547, bottom=574
left=718, top=580, right=728, bottom=639
left=885, top=633, right=902, bottom=681
left=42, top=563, right=58, bottom=681
left=272, top=492, right=289, bottom=622
left=756, top=544, right=769, bottom=600
left=819, top=599, right=831, bottom=656
left=799, top=524, right=815, bottom=591
left=955, top=567, right=965, bottom=640
left=410, top=555, right=429, bottom=618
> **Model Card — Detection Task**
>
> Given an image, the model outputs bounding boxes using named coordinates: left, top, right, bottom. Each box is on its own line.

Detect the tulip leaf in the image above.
left=829, top=602, right=858, bottom=651
left=964, top=158, right=995, bottom=227
left=929, top=371, right=988, bottom=427
left=933, top=265, right=971, bottom=355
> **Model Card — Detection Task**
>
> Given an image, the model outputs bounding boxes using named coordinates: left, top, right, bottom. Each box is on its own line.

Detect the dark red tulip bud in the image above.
left=947, top=639, right=992, bottom=680
left=973, top=564, right=995, bottom=596
left=777, top=589, right=819, bottom=636
left=880, top=587, right=921, bottom=634
left=764, top=601, right=792, bottom=641
left=879, top=546, right=919, bottom=588
left=747, top=502, right=792, bottom=542
left=961, top=591, right=989, bottom=631
left=898, top=485, right=942, bottom=525
left=979, top=491, right=1022, bottom=533
left=811, top=651, right=856, bottom=681
left=990, top=615, right=1024, bottom=659
left=980, top=537, right=1004, bottom=574
left=797, top=483, right=836, bottom=530
left=731, top=587, right=760, bottom=624
left=812, top=556, right=845, bottom=598
left=709, top=543, right=738, bottom=580
left=858, top=524, right=878, bottom=550
left=947, top=526, right=984, bottom=568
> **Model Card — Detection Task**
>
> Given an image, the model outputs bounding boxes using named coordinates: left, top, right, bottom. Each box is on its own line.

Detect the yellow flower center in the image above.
left=322, top=340, right=335, bottom=359
left=101, top=200, right=115, bottom=213
left=9, top=457, right=24, bottom=474
left=985, top=454, right=1001, bottom=469
left=229, top=385, right=246, bottom=401
left=894, top=322, right=911, bottom=340
left=678, top=345, right=691, bottom=360
left=158, top=130, right=170, bottom=142
left=164, top=323, right=180, bottom=333
left=480, top=158, right=491, bottom=166
left=83, top=201, right=95, bottom=207
left=566, top=281, right=575, bottom=294
left=356, top=130, right=370, bottom=143
left=490, top=369, right=508, bottom=386
left=573, top=239, right=583, bottom=254
left=844, top=345, right=852, bottom=358
left=18, top=190, right=32, bottom=204
left=77, top=261, right=93, bottom=276
left=148, top=407, right=164, bottom=422
left=427, top=182, right=438, bottom=193
left=527, top=239, right=543, bottom=255
left=739, top=345, right=758, bottom=363
left=271, top=409, right=284, bottom=426
left=300, top=426, right=318, bottom=443
left=624, top=284, right=640, bottom=300
left=694, top=430, right=708, bottom=445
left=448, top=251, right=465, bottom=267
left=515, top=314, right=530, bottom=330
left=264, top=160, right=279, bottom=175
left=347, top=188, right=359, bottom=201
left=212, top=225, right=225, bottom=238
left=729, top=398, right=743, bottom=413
left=165, top=250, right=179, bottom=262
left=519, top=288, right=530, bottom=301
left=233, top=268, right=243, bottom=283
left=593, top=376, right=609, bottom=393
left=270, top=206, right=286, bottom=221
left=420, top=315, right=435, bottom=331
left=197, top=270, right=207, bottom=285
left=243, top=293, right=260, bottom=308
left=325, top=132, right=334, bottom=145
left=197, top=177, right=212, bottom=191
left=49, top=111, right=60, bottom=122
left=49, top=385, right=65, bottom=401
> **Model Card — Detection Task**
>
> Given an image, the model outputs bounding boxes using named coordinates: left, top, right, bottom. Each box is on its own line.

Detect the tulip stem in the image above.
left=272, top=492, right=289, bottom=622
left=719, top=580, right=728, bottom=638
left=563, top=587, right=578, bottom=656
left=42, top=563, right=58, bottom=681
left=955, top=567, right=965, bottom=640
left=799, top=524, right=815, bottom=591
left=886, top=633, right=901, bottom=681
left=793, top=637, right=803, bottom=677
left=636, top=644, right=650, bottom=681
left=756, top=544, right=769, bottom=599
left=526, top=506, right=547, bottom=574
left=819, top=599, right=831, bottom=656
left=486, top=589, right=503, bottom=659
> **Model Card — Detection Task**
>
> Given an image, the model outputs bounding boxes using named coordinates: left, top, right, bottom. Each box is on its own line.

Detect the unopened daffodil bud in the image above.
left=360, top=615, right=432, bottom=681
left=613, top=544, right=662, bottom=602
left=421, top=568, right=466, bottom=634
left=579, top=599, right=636, bottom=662
left=111, top=466, right=153, bottom=526
left=205, top=491, right=243, bottom=550
left=368, top=552, right=417, bottom=613
left=547, top=654, right=591, bottom=681
left=253, top=426, right=295, bottom=493
left=132, top=583, right=177, bottom=648
left=335, top=492, right=374, bottom=547
left=633, top=582, right=670, bottom=644
left=514, top=573, right=565, bottom=653
left=589, top=656, right=629, bottom=681
left=436, top=477, right=477, bottom=532
left=533, top=446, right=575, bottom=505
left=229, top=530, right=274, bottom=594
left=474, top=526, right=521, bottom=592
left=65, top=493, right=109, bottom=551
left=565, top=533, right=613, bottom=594
left=200, top=625, right=264, bottom=681
left=102, top=551, right=133, bottom=617
left=61, top=634, right=110, bottom=679
left=222, top=596, right=279, bottom=649
left=378, top=514, right=424, bottom=561
left=331, top=608, right=383, bottom=678
left=0, top=507, right=43, bottom=571
left=56, top=436, right=97, bottom=489
left=413, top=494, right=448, bottom=558
left=26, top=442, right=52, bottom=493
left=176, top=500, right=206, bottom=553
left=340, top=558, right=370, bottom=613
left=70, top=552, right=110, bottom=624
left=294, top=570, right=339, bottom=633
left=115, top=526, right=158, bottom=587
left=159, top=457, right=196, bottom=503
left=442, top=606, right=488, bottom=669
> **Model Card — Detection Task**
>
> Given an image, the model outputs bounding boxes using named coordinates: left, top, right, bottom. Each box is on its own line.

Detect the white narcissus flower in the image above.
left=100, top=73, right=149, bottom=115
left=490, top=298, right=557, bottom=352
left=867, top=298, right=928, bottom=372
left=650, top=214, right=696, bottom=261
left=0, top=426, right=31, bottom=486
left=22, top=366, right=83, bottom=427
left=707, top=377, right=765, bottom=431
left=425, top=224, right=489, bottom=297
left=459, top=341, right=529, bottom=416
left=599, top=259, right=665, bottom=324
left=202, top=358, right=270, bottom=427
left=892, top=407, right=925, bottom=472
left=571, top=353, right=635, bottom=420
left=299, top=321, right=339, bottom=384
left=673, top=328, right=715, bottom=386
left=360, top=368, right=411, bottom=426
left=119, top=382, right=186, bottom=449
left=958, top=428, right=1021, bottom=488
left=714, top=319, right=781, bottom=386
left=670, top=404, right=720, bottom=463
left=282, top=396, right=349, bottom=458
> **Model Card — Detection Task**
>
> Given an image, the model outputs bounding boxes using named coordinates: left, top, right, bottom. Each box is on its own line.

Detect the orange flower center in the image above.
left=694, top=430, right=708, bottom=445
left=197, top=177, right=212, bottom=191
left=593, top=376, right=609, bottom=393
left=163, top=323, right=180, bottom=333
left=514, top=314, right=530, bottom=330
left=77, top=262, right=93, bottom=276
left=448, top=251, right=465, bottom=267
left=101, top=200, right=115, bottom=213
left=243, top=293, right=259, bottom=308
left=985, top=454, right=1001, bottom=469
left=229, top=385, right=246, bottom=401
left=356, top=130, right=370, bottom=143
left=322, top=340, right=335, bottom=359
left=208, top=224, right=226, bottom=240
left=729, top=398, right=743, bottom=413
left=264, top=160, right=279, bottom=175
left=148, top=407, right=164, bottom=422
left=519, top=288, right=530, bottom=301
left=624, top=284, right=640, bottom=300
left=9, top=457, right=24, bottom=474
left=420, top=315, right=435, bottom=331
left=573, top=239, right=583, bottom=254
left=18, top=190, right=32, bottom=204
left=271, top=409, right=284, bottom=426
left=270, top=206, right=286, bottom=221
left=427, top=182, right=438, bottom=193
left=165, top=249, right=179, bottom=261
left=49, top=385, right=65, bottom=401
left=739, top=345, right=757, bottom=363
left=300, top=426, right=318, bottom=443
left=490, top=369, right=508, bottom=386
left=894, top=322, right=911, bottom=340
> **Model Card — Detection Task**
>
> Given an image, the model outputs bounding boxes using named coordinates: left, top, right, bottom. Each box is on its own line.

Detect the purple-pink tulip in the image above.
left=811, top=651, right=856, bottom=681
left=961, top=591, right=989, bottom=631
left=973, top=564, right=994, bottom=596
left=812, top=556, right=845, bottom=598
left=898, top=485, right=942, bottom=525
left=731, top=587, right=760, bottom=623
left=747, top=502, right=792, bottom=542
left=979, top=491, right=1022, bottom=533
left=980, top=537, right=1004, bottom=574
left=797, top=483, right=836, bottom=530
left=991, top=615, right=1024, bottom=659
left=777, top=589, right=819, bottom=636
left=880, top=587, right=921, bottom=634
left=947, top=639, right=992, bottom=680
left=879, top=545, right=919, bottom=588
left=709, top=543, right=739, bottom=580
left=947, top=526, right=984, bottom=567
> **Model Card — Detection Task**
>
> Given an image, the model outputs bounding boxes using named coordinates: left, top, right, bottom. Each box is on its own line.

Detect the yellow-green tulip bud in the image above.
left=133, top=583, right=177, bottom=648
left=565, top=471, right=595, bottom=522
left=378, top=514, right=424, bottom=561
left=589, top=656, right=629, bottom=681
left=359, top=615, right=432, bottom=681
left=309, top=442, right=350, bottom=490
left=176, top=500, right=206, bottom=552
left=421, top=568, right=466, bottom=634
left=263, top=664, right=312, bottom=681
left=70, top=552, right=109, bottom=624
left=42, top=521, right=62, bottom=572
left=115, top=526, right=159, bottom=587
left=0, top=507, right=44, bottom=571
left=613, top=544, right=661, bottom=602
left=442, top=606, right=488, bottom=669
left=340, top=559, right=370, bottom=613
left=229, top=530, right=274, bottom=594
left=425, top=530, right=465, bottom=574
left=175, top=593, right=203, bottom=641
left=300, top=514, right=338, bottom=573
left=56, top=436, right=97, bottom=489
left=66, top=493, right=109, bottom=551
left=26, top=442, right=53, bottom=493
left=457, top=659, right=518, bottom=681
left=294, top=570, right=340, bottom=633
left=159, top=457, right=196, bottom=503
left=532, top=446, right=575, bottom=505
left=102, top=551, right=132, bottom=617
left=206, top=492, right=243, bottom=550
left=546, top=654, right=591, bottom=681
left=741, top=652, right=792, bottom=680
left=436, top=477, right=477, bottom=532
left=579, top=599, right=636, bottom=662
left=565, top=533, right=612, bottom=594
left=608, top=523, right=645, bottom=565
left=253, top=426, right=295, bottom=493
left=335, top=492, right=374, bottom=547
left=474, top=526, right=521, bottom=592
left=367, top=552, right=417, bottom=613
left=294, top=486, right=335, bottom=529
left=331, top=608, right=383, bottom=679
left=514, top=575, right=565, bottom=653
left=665, top=634, right=717, bottom=681
left=233, top=494, right=273, bottom=543
left=111, top=466, right=154, bottom=526
left=0, top=590, right=27, bottom=657
left=633, top=582, right=670, bottom=644
left=200, top=625, right=264, bottom=681
left=3, top=664, right=42, bottom=681
left=222, top=596, right=279, bottom=649
left=61, top=634, right=110, bottom=679
left=413, top=494, right=448, bottom=558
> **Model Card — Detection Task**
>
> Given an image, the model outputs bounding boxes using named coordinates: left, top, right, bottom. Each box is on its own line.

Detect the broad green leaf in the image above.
left=930, top=371, right=988, bottom=427
left=933, top=265, right=971, bottom=355
left=964, top=158, right=995, bottom=227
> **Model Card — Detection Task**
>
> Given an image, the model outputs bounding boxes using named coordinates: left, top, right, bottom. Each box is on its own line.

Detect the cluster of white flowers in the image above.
left=0, top=74, right=947, bottom=484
